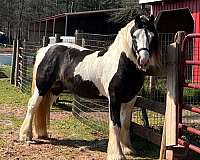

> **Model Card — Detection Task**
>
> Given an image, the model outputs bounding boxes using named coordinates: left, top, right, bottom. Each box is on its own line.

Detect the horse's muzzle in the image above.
left=137, top=51, right=150, bottom=71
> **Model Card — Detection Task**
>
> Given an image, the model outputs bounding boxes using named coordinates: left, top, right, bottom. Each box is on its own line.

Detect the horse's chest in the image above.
left=119, top=71, right=144, bottom=102
left=108, top=52, right=144, bottom=103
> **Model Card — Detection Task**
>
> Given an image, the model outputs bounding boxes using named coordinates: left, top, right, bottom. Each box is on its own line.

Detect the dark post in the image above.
left=42, top=36, right=49, bottom=47
left=141, top=108, right=149, bottom=127
left=10, top=40, right=17, bottom=84
left=65, top=15, right=68, bottom=36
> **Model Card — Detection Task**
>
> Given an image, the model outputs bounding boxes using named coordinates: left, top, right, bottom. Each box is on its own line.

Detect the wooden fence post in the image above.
left=10, top=39, right=17, bottom=84
left=160, top=42, right=178, bottom=160
left=159, top=32, right=186, bottom=160
left=165, top=41, right=179, bottom=159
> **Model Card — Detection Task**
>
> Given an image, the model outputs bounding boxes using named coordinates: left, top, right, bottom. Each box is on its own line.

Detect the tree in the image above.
left=109, top=0, right=151, bottom=25
left=0, top=0, right=144, bottom=41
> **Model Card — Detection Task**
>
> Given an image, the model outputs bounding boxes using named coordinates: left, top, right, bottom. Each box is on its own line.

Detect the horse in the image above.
left=20, top=14, right=159, bottom=160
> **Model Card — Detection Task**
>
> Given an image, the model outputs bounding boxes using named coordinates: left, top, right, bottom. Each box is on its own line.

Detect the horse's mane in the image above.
left=108, top=20, right=135, bottom=53
left=108, top=15, right=149, bottom=53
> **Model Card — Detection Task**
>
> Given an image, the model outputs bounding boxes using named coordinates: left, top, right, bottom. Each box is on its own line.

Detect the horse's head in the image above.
left=128, top=15, right=159, bottom=71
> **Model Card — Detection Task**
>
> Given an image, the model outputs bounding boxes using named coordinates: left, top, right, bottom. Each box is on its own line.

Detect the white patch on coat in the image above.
left=120, top=97, right=137, bottom=125
left=120, top=97, right=137, bottom=155
left=107, top=120, right=125, bottom=160
left=74, top=48, right=122, bottom=97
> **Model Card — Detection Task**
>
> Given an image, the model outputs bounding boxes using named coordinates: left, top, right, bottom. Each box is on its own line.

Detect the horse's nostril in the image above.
left=140, top=58, right=149, bottom=66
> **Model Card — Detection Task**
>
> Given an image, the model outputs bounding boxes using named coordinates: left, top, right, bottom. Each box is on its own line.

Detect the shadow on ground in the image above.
left=33, top=138, right=107, bottom=153
left=32, top=134, right=160, bottom=159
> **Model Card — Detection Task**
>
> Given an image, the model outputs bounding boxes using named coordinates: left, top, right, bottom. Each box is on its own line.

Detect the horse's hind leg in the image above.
left=120, top=97, right=137, bottom=156
left=33, top=91, right=58, bottom=139
left=20, top=88, right=42, bottom=141
left=33, top=81, right=63, bottom=139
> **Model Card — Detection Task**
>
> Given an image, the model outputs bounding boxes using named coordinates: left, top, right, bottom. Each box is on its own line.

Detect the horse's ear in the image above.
left=135, top=15, right=143, bottom=28
left=149, top=15, right=155, bottom=23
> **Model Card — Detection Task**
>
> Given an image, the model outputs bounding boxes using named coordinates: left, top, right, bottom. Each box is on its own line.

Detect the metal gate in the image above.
left=178, top=33, right=200, bottom=155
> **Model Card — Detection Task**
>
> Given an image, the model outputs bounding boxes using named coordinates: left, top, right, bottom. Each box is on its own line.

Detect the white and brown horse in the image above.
left=20, top=15, right=159, bottom=160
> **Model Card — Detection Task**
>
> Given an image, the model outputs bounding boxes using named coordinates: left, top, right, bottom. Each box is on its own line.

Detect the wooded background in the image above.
left=0, top=0, right=140, bottom=41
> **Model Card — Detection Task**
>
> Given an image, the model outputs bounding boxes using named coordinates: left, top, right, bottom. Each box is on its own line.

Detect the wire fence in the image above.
left=75, top=32, right=116, bottom=50
left=16, top=41, right=41, bottom=92
left=14, top=32, right=200, bottom=139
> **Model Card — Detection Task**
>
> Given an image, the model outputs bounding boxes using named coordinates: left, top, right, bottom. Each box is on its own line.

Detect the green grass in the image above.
left=0, top=78, right=30, bottom=106
left=51, top=116, right=103, bottom=141
left=0, top=65, right=11, bottom=77
left=0, top=112, right=23, bottom=133
left=0, top=65, right=29, bottom=106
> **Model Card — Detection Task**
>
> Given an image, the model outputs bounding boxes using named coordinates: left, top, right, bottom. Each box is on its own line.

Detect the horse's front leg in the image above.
left=107, top=96, right=126, bottom=160
left=120, top=97, right=137, bottom=156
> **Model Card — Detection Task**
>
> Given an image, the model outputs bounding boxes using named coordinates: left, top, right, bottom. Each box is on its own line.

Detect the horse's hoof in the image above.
left=37, top=135, right=48, bottom=140
left=122, top=146, right=136, bottom=156
left=107, top=154, right=126, bottom=160
left=33, top=131, right=48, bottom=140
left=19, top=134, right=32, bottom=142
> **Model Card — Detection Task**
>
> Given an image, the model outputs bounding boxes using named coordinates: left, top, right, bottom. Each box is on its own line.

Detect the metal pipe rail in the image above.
left=178, top=123, right=200, bottom=136
left=178, top=138, right=200, bottom=154
left=181, top=33, right=200, bottom=53
left=183, top=104, right=200, bottom=114
left=183, top=83, right=200, bottom=89
left=184, top=60, right=200, bottom=65
left=179, top=33, right=200, bottom=156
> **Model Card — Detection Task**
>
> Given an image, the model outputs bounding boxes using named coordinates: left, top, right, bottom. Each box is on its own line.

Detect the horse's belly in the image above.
left=71, top=75, right=104, bottom=99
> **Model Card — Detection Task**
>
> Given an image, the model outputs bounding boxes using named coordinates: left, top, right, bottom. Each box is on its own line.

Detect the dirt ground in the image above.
left=0, top=105, right=108, bottom=160
left=0, top=104, right=155, bottom=160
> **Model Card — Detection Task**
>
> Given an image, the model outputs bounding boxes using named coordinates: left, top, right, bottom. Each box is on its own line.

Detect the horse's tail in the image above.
left=33, top=91, right=51, bottom=139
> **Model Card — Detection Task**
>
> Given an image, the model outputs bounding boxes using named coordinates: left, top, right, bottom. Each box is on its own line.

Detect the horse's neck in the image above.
left=108, top=29, right=137, bottom=64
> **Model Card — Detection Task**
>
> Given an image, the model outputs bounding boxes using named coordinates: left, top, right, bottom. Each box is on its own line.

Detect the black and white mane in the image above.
left=20, top=15, right=159, bottom=160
